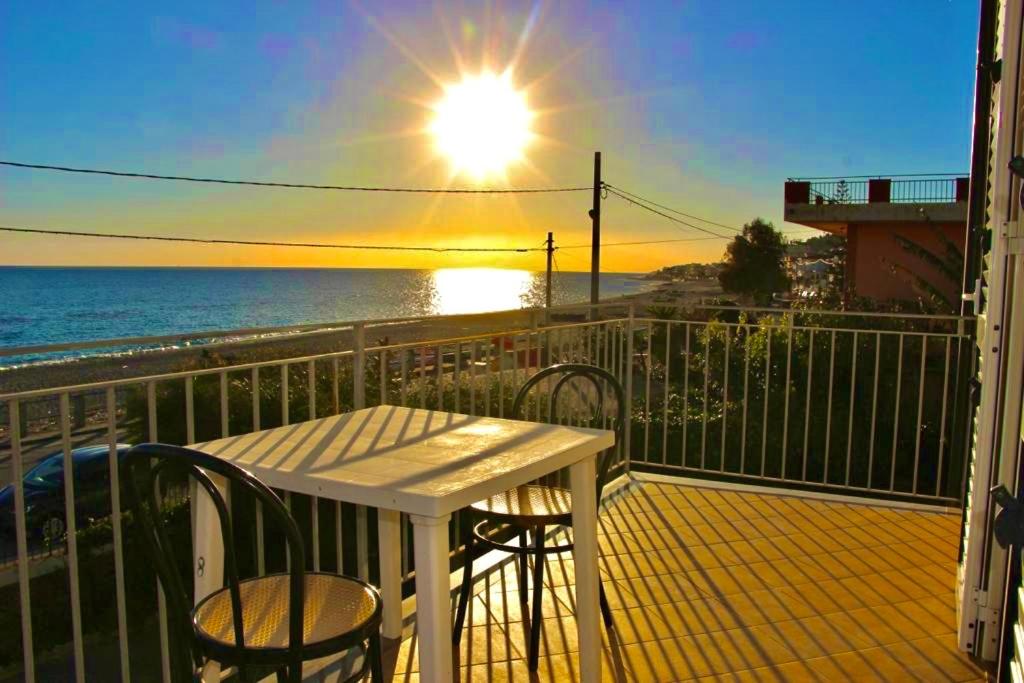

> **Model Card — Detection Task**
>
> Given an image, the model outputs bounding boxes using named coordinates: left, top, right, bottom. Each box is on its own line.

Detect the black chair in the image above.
left=123, top=443, right=385, bottom=683
left=451, top=363, right=623, bottom=670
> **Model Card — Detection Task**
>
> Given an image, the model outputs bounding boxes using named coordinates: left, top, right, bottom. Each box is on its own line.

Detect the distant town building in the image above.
left=783, top=174, right=968, bottom=304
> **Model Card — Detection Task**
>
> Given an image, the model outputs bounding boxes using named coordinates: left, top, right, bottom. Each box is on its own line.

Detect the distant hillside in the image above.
left=644, top=262, right=722, bottom=281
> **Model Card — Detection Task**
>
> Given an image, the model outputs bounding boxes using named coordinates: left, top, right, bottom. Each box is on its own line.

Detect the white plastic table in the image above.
left=191, top=405, right=614, bottom=682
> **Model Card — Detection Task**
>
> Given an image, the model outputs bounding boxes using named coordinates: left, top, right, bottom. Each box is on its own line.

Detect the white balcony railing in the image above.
left=0, top=303, right=974, bottom=682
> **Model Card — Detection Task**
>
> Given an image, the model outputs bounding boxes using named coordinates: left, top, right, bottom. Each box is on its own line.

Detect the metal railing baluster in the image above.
left=453, top=342, right=461, bottom=413
left=185, top=376, right=196, bottom=444
left=106, top=387, right=131, bottom=682
left=802, top=329, right=815, bottom=483
left=937, top=337, right=952, bottom=497
left=146, top=382, right=172, bottom=683
left=333, top=358, right=340, bottom=414
left=845, top=332, right=859, bottom=487
left=741, top=325, right=751, bottom=475
left=868, top=333, right=881, bottom=489
left=661, top=323, right=671, bottom=466
left=890, top=334, right=905, bottom=491
left=9, top=400, right=36, bottom=683
left=721, top=326, right=730, bottom=473
left=220, top=371, right=230, bottom=438
left=307, top=360, right=316, bottom=421
left=781, top=324, right=793, bottom=479
left=823, top=330, right=836, bottom=483
left=681, top=323, right=690, bottom=468
left=60, top=394, right=86, bottom=683
left=701, top=324, right=710, bottom=470
left=912, top=336, right=928, bottom=495
left=380, top=351, right=388, bottom=406
left=281, top=364, right=289, bottom=426
left=643, top=322, right=652, bottom=463
left=761, top=330, right=772, bottom=478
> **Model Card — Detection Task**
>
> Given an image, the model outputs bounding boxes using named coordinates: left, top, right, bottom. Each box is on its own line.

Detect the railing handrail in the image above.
left=666, top=303, right=974, bottom=322
left=788, top=173, right=968, bottom=181
left=0, top=319, right=615, bottom=401
left=632, top=317, right=972, bottom=338
left=0, top=300, right=973, bottom=362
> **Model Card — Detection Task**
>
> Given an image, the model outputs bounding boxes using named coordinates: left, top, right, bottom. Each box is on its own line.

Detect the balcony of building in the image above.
left=0, top=304, right=985, bottom=682
left=783, top=175, right=969, bottom=234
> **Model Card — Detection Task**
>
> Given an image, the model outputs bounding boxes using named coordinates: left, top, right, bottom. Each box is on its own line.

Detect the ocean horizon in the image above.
left=0, top=266, right=652, bottom=367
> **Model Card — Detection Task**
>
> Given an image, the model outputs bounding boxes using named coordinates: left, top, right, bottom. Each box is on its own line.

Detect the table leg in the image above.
left=189, top=473, right=227, bottom=682
left=190, top=473, right=227, bottom=603
left=378, top=508, right=403, bottom=639
left=410, top=513, right=454, bottom=683
left=570, top=455, right=601, bottom=683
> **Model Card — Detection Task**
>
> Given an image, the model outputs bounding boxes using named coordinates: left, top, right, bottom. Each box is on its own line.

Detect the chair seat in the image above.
left=193, top=573, right=378, bottom=653
left=470, top=485, right=572, bottom=523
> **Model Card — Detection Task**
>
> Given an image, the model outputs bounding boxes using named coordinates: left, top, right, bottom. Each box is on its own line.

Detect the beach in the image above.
left=0, top=276, right=722, bottom=395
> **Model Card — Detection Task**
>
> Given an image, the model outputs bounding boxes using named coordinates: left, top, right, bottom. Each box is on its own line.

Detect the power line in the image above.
left=0, top=161, right=590, bottom=194
left=602, top=182, right=825, bottom=238
left=0, top=225, right=546, bottom=253
left=558, top=230, right=823, bottom=250
left=602, top=183, right=743, bottom=232
left=559, top=236, right=724, bottom=249
left=602, top=187, right=733, bottom=238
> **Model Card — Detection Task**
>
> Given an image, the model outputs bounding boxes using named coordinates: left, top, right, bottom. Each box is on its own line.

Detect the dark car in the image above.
left=0, top=444, right=132, bottom=544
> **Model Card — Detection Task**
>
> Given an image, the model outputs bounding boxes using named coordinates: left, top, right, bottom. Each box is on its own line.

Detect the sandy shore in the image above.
left=0, top=278, right=721, bottom=394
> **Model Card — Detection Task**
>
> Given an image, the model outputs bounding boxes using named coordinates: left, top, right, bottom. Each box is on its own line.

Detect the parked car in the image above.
left=0, top=444, right=132, bottom=544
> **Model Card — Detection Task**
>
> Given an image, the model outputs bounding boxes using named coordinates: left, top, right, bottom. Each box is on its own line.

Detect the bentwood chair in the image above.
left=451, top=363, right=623, bottom=670
left=123, top=443, right=384, bottom=683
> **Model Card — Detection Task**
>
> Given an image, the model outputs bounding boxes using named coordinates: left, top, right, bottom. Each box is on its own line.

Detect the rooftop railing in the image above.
left=785, top=174, right=970, bottom=205
left=0, top=303, right=975, bottom=681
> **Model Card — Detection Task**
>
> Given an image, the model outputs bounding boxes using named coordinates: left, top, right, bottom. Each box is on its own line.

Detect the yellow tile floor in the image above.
left=387, top=479, right=987, bottom=682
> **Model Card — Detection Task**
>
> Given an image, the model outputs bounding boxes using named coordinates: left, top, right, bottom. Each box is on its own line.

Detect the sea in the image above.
left=0, top=267, right=652, bottom=367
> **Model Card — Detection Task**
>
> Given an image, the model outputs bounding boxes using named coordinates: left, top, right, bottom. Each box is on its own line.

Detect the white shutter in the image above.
left=958, top=0, right=1024, bottom=659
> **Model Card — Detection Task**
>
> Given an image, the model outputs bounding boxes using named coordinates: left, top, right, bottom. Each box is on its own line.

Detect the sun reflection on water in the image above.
left=429, top=268, right=536, bottom=315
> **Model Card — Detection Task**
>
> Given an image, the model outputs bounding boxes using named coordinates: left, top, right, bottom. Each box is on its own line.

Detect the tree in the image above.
left=832, top=179, right=851, bottom=203
left=718, top=218, right=792, bottom=305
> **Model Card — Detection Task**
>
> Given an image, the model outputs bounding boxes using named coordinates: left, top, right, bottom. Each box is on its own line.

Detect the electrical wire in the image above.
left=602, top=186, right=734, bottom=238
left=0, top=161, right=590, bottom=194
left=0, top=225, right=546, bottom=253
left=557, top=231, right=827, bottom=249
left=559, top=236, right=725, bottom=249
left=603, top=182, right=827, bottom=238
left=602, top=183, right=744, bottom=232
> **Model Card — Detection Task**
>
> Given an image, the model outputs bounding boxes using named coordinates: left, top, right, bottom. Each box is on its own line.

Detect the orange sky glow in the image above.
left=0, top=2, right=828, bottom=272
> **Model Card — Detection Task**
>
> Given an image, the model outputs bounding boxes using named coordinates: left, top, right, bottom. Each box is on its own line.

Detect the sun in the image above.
left=429, top=71, right=534, bottom=181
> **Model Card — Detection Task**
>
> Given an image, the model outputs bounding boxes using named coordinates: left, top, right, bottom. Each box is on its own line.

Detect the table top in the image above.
left=194, top=405, right=615, bottom=518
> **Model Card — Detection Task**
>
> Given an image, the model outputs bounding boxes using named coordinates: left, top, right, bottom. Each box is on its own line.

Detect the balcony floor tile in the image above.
left=386, top=478, right=988, bottom=682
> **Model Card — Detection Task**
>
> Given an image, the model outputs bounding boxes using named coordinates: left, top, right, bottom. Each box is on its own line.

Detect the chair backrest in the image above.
left=122, top=443, right=306, bottom=683
left=511, top=363, right=625, bottom=498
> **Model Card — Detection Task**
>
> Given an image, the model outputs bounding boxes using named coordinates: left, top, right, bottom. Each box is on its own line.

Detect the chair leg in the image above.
left=369, top=632, right=384, bottom=681
left=599, top=580, right=615, bottom=629
left=528, top=525, right=546, bottom=672
left=518, top=529, right=529, bottom=600
left=452, top=512, right=474, bottom=647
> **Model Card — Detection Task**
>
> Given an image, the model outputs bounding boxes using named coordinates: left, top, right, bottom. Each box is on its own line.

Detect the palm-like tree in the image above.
left=885, top=225, right=963, bottom=313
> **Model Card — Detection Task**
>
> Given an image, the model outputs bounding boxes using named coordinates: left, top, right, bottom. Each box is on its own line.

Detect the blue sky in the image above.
left=0, top=1, right=980, bottom=270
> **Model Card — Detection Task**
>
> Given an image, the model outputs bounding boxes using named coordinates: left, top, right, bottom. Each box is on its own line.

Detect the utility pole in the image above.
left=589, top=151, right=601, bottom=318
left=545, top=231, right=554, bottom=322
